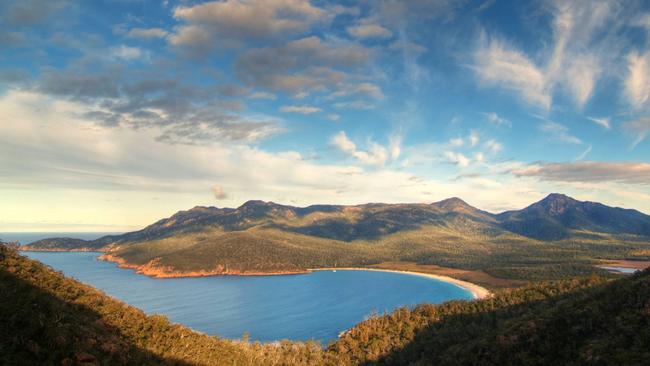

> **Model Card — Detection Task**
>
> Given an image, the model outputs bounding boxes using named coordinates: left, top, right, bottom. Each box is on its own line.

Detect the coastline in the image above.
left=98, top=254, right=309, bottom=278
left=38, top=251, right=492, bottom=298
left=310, top=267, right=491, bottom=300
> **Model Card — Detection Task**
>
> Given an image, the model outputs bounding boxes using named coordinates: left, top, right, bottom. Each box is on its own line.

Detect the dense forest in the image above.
left=3, top=244, right=649, bottom=365
left=22, top=194, right=650, bottom=284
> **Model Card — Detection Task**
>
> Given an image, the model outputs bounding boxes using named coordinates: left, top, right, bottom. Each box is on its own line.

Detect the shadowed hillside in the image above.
left=330, top=269, right=650, bottom=365
left=0, top=245, right=330, bottom=366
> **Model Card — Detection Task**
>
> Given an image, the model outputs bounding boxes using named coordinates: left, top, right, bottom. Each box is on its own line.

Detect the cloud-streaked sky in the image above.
left=2, top=0, right=650, bottom=232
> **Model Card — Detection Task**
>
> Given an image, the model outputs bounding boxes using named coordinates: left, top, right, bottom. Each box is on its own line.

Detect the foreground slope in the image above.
left=0, top=245, right=328, bottom=366
left=3, top=244, right=650, bottom=365
left=332, top=269, right=650, bottom=365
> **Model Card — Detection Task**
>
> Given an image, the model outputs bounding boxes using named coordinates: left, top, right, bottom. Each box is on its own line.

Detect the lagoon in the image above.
left=24, top=251, right=473, bottom=343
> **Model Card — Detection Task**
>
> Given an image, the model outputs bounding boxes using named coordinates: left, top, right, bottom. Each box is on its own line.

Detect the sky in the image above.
left=1, top=0, right=650, bottom=232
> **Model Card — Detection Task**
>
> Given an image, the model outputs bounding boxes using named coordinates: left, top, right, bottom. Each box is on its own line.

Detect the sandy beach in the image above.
left=311, top=267, right=491, bottom=300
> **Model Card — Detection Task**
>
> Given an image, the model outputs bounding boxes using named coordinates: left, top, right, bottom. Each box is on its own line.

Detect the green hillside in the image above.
left=332, top=268, right=650, bottom=365
left=22, top=194, right=650, bottom=283
left=3, top=244, right=650, bottom=365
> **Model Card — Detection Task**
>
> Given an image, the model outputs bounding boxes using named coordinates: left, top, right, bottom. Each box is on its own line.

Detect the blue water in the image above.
left=599, top=266, right=637, bottom=274
left=23, top=251, right=473, bottom=344
left=1, top=232, right=121, bottom=245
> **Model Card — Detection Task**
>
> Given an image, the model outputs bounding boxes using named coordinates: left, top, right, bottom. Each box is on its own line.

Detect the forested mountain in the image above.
left=3, top=245, right=650, bottom=365
left=21, top=194, right=650, bottom=282
left=498, top=193, right=650, bottom=240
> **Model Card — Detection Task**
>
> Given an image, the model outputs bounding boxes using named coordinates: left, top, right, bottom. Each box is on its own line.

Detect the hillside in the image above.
left=21, top=194, right=650, bottom=283
left=331, top=268, right=650, bottom=365
left=3, top=245, right=650, bottom=365
left=0, top=244, right=329, bottom=366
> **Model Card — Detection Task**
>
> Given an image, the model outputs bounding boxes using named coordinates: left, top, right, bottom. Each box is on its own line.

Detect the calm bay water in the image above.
left=23, top=251, right=473, bottom=343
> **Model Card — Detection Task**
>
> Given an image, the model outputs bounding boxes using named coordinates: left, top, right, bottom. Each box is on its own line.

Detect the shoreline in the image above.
left=97, top=254, right=309, bottom=278
left=310, top=267, right=491, bottom=300
left=26, top=250, right=491, bottom=299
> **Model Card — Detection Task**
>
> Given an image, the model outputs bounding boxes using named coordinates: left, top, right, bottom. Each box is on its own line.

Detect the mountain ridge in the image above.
left=24, top=193, right=650, bottom=249
left=21, top=193, right=650, bottom=283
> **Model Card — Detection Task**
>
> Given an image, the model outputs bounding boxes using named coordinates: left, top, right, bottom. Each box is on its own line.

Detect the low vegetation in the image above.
left=3, top=245, right=650, bottom=365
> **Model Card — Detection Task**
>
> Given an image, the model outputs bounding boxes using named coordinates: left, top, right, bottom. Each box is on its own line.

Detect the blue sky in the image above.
left=1, top=0, right=650, bottom=231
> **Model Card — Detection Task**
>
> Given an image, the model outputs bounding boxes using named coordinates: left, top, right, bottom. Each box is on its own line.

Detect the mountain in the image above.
left=4, top=244, right=650, bottom=365
left=498, top=193, right=650, bottom=240
left=20, top=194, right=650, bottom=282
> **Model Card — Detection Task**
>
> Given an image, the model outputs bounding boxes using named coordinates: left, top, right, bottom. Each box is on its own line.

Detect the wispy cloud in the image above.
left=483, top=112, right=511, bottom=127
left=625, top=51, right=650, bottom=109
left=444, top=151, right=470, bottom=168
left=511, top=161, right=650, bottom=185
left=347, top=19, right=392, bottom=40
left=473, top=37, right=550, bottom=109
left=624, top=116, right=650, bottom=148
left=279, top=105, right=322, bottom=114
left=539, top=121, right=582, bottom=145
left=330, top=131, right=390, bottom=166
left=587, top=116, right=611, bottom=129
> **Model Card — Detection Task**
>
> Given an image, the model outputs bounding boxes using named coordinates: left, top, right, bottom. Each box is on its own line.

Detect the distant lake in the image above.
left=1, top=232, right=121, bottom=245
left=24, top=251, right=473, bottom=343
left=598, top=266, right=638, bottom=274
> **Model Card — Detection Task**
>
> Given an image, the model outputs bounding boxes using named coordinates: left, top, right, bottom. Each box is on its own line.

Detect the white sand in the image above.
left=310, top=267, right=491, bottom=299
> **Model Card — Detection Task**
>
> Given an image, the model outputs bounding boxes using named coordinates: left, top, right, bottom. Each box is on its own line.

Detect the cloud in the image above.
left=235, top=36, right=371, bottom=93
left=211, top=185, right=227, bottom=199
left=110, top=45, right=147, bottom=61
left=333, top=100, right=374, bottom=110
left=444, top=151, right=470, bottom=168
left=347, top=20, right=392, bottom=40
left=469, top=130, right=479, bottom=147
left=449, top=137, right=463, bottom=147
left=1, top=0, right=68, bottom=26
left=539, top=121, right=582, bottom=144
left=34, top=66, right=283, bottom=144
left=625, top=51, right=650, bottom=109
left=169, top=0, right=329, bottom=53
left=576, top=144, right=592, bottom=160
left=484, top=139, right=502, bottom=153
left=249, top=91, right=276, bottom=100
left=127, top=27, right=168, bottom=39
left=483, top=112, right=511, bottom=127
left=279, top=105, right=322, bottom=114
left=330, top=131, right=390, bottom=166
left=389, top=134, right=402, bottom=160
left=473, top=2, right=622, bottom=110
left=330, top=82, right=385, bottom=100
left=624, top=116, right=650, bottom=147
left=326, top=113, right=340, bottom=122
left=511, top=161, right=650, bottom=185
left=473, top=37, right=550, bottom=109
left=587, top=116, right=611, bottom=129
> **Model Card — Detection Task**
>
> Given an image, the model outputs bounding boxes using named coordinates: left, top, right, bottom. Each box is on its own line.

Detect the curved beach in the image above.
left=311, top=267, right=491, bottom=300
